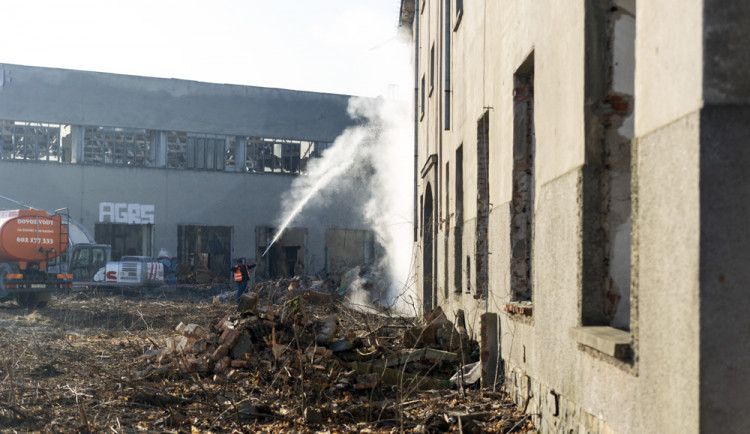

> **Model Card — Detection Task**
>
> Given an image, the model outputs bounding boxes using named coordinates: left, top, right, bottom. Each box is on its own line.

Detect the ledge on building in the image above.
left=503, top=301, right=533, bottom=317
left=569, top=326, right=630, bottom=359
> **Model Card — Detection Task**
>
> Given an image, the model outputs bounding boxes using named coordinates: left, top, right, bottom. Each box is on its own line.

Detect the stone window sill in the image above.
left=569, top=326, right=630, bottom=359
left=503, top=301, right=533, bottom=317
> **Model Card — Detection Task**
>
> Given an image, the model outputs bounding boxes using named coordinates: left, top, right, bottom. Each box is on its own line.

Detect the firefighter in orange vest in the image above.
left=231, top=257, right=256, bottom=302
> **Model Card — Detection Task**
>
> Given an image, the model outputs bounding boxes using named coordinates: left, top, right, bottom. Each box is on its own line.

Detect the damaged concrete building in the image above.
left=0, top=63, right=378, bottom=280
left=401, top=0, right=750, bottom=432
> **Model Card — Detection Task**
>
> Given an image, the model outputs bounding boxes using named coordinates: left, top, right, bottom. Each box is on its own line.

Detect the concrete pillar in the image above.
left=151, top=131, right=167, bottom=167
left=234, top=136, right=247, bottom=172
left=70, top=125, right=84, bottom=164
left=697, top=3, right=750, bottom=431
left=480, top=312, right=500, bottom=388
left=698, top=107, right=750, bottom=432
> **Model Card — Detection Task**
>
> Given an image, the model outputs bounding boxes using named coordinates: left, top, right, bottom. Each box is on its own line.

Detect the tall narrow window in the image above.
left=602, top=0, right=635, bottom=330
left=444, top=0, right=452, bottom=129
left=455, top=0, right=463, bottom=30
left=422, top=184, right=435, bottom=311
left=511, top=52, right=535, bottom=303
left=421, top=75, right=426, bottom=119
left=580, top=0, right=635, bottom=335
left=475, top=113, right=490, bottom=298
left=444, top=162, right=450, bottom=299
left=430, top=44, right=435, bottom=95
left=454, top=145, right=464, bottom=293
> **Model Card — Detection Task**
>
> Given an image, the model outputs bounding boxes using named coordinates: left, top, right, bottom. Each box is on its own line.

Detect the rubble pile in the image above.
left=125, top=277, right=534, bottom=432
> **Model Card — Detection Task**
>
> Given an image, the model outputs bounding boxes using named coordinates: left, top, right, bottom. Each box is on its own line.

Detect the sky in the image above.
left=0, top=0, right=410, bottom=98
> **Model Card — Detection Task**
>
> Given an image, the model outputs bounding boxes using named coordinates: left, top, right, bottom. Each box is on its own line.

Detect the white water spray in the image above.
left=263, top=126, right=371, bottom=257
left=269, top=94, right=414, bottom=310
left=271, top=38, right=414, bottom=310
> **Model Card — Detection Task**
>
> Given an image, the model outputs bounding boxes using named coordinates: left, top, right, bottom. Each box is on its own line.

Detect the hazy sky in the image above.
left=0, top=0, right=409, bottom=98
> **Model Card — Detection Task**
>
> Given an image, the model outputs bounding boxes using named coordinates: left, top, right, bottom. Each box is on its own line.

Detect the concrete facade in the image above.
left=401, top=0, right=750, bottom=432
left=0, top=63, right=372, bottom=278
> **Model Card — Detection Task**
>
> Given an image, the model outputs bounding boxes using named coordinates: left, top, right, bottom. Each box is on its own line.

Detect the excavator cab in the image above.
left=68, top=244, right=111, bottom=282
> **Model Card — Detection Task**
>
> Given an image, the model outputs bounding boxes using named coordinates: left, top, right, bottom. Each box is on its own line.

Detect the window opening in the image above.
left=454, top=0, right=464, bottom=30
left=444, top=0, right=452, bottom=129
left=0, top=121, right=68, bottom=162
left=255, top=227, right=306, bottom=279
left=444, top=161, right=450, bottom=299
left=454, top=145, right=464, bottom=293
left=167, top=131, right=187, bottom=168
left=511, top=52, right=535, bottom=303
left=420, top=75, right=426, bottom=119
left=94, top=223, right=152, bottom=261
left=602, top=0, right=635, bottom=330
left=325, top=229, right=380, bottom=273
left=422, top=183, right=436, bottom=311
left=83, top=126, right=154, bottom=166
left=475, top=112, right=490, bottom=298
left=580, top=0, right=636, bottom=332
left=177, top=225, right=232, bottom=279
left=430, top=43, right=435, bottom=95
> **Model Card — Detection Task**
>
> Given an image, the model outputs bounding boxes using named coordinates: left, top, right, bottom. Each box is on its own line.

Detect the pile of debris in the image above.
left=136, top=296, right=475, bottom=388
left=126, top=279, right=535, bottom=432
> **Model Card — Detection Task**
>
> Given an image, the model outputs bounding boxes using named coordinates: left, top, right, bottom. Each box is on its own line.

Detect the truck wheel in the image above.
left=17, top=292, right=51, bottom=309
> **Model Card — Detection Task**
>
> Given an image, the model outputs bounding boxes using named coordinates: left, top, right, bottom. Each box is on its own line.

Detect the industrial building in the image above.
left=0, top=63, right=377, bottom=281
left=400, top=0, right=750, bottom=432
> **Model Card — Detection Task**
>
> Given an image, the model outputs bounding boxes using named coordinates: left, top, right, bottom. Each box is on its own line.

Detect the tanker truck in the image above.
left=0, top=209, right=73, bottom=308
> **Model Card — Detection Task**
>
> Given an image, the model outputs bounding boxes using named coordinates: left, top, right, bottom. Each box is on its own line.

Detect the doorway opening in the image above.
left=256, top=227, right=307, bottom=279
left=94, top=223, right=152, bottom=261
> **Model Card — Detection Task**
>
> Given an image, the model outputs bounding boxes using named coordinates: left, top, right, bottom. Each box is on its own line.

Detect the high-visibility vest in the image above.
left=234, top=266, right=244, bottom=282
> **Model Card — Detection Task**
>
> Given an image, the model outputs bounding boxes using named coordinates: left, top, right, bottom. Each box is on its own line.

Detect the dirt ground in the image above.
left=0, top=287, right=535, bottom=433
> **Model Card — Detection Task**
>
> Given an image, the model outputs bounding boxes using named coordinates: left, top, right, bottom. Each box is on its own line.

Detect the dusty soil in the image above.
left=0, top=288, right=535, bottom=433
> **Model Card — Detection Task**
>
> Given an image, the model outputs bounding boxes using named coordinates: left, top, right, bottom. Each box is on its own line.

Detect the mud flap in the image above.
left=0, top=263, right=13, bottom=298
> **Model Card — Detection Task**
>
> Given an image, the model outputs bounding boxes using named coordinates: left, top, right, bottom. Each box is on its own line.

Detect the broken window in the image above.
left=0, top=116, right=335, bottom=177
left=95, top=223, right=153, bottom=261
left=166, top=131, right=187, bottom=168
left=255, top=227, right=306, bottom=279
left=224, top=137, right=237, bottom=171
left=511, top=52, right=535, bottom=303
left=83, top=126, right=154, bottom=166
left=245, top=138, right=318, bottom=175
left=475, top=112, right=490, bottom=298
left=312, top=141, right=333, bottom=158
left=177, top=225, right=232, bottom=278
left=0, top=120, right=68, bottom=162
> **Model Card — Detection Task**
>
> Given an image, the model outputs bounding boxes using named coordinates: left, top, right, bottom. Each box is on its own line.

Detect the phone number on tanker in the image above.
left=16, top=237, right=54, bottom=244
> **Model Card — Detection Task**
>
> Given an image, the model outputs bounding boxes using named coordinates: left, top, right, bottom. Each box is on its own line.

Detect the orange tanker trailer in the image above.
left=0, top=209, right=73, bottom=307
